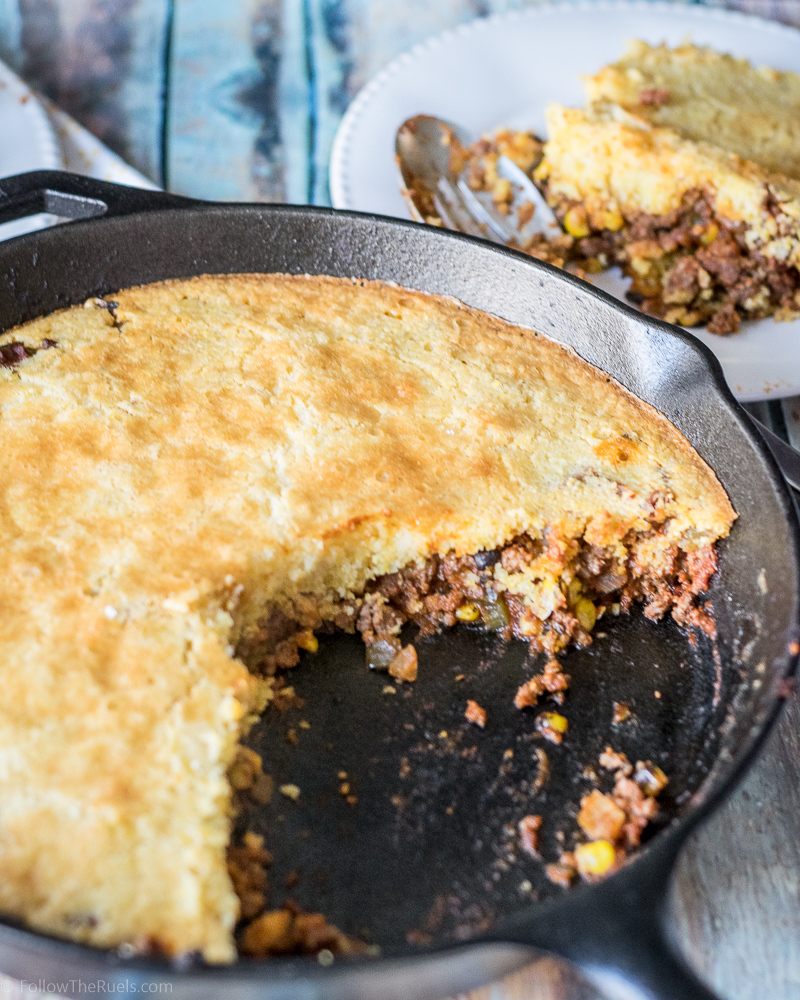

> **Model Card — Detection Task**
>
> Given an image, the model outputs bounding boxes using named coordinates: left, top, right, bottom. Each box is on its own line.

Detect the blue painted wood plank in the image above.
left=306, top=0, right=351, bottom=204
left=116, top=0, right=171, bottom=184
left=168, top=0, right=272, bottom=200
left=8, top=0, right=168, bottom=183
left=279, top=0, right=310, bottom=203
left=0, top=0, right=23, bottom=72
left=342, top=0, right=487, bottom=98
left=248, top=0, right=285, bottom=202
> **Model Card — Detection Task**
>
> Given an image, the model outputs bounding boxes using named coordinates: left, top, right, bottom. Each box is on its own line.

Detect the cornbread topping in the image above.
left=537, top=102, right=800, bottom=333
left=0, top=273, right=734, bottom=961
left=583, top=40, right=800, bottom=180
left=446, top=42, right=800, bottom=335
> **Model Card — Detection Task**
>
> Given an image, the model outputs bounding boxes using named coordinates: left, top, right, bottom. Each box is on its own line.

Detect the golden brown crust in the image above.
left=0, top=274, right=735, bottom=960
left=584, top=40, right=800, bottom=181
left=540, top=104, right=800, bottom=268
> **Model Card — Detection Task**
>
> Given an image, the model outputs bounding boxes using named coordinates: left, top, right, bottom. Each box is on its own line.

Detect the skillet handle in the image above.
left=0, top=170, right=196, bottom=225
left=496, top=845, right=721, bottom=1000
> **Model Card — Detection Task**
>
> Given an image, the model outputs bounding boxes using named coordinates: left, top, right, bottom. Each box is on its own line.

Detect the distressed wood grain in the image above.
left=671, top=695, right=800, bottom=999
left=305, top=0, right=351, bottom=204
left=168, top=0, right=272, bottom=200
left=0, top=3, right=797, bottom=998
left=0, top=0, right=22, bottom=70
left=115, top=0, right=171, bottom=184
left=9, top=0, right=168, bottom=182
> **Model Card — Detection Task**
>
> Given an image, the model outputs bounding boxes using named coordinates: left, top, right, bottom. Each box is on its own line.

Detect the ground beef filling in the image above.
left=229, top=530, right=716, bottom=951
left=456, top=130, right=800, bottom=334
left=236, top=530, right=718, bottom=678
left=544, top=186, right=800, bottom=335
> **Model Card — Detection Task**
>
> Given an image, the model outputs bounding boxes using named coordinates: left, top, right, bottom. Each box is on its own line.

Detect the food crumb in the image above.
left=388, top=645, right=418, bottom=683
left=465, top=699, right=487, bottom=728
left=612, top=701, right=632, bottom=724
left=514, top=659, right=570, bottom=709
left=227, top=831, right=273, bottom=921
left=633, top=760, right=669, bottom=796
left=407, top=929, right=432, bottom=947
left=299, top=720, right=311, bottom=730
left=337, top=771, right=347, bottom=780
left=279, top=784, right=301, bottom=802
left=239, top=907, right=363, bottom=958
left=517, top=200, right=535, bottom=227
left=454, top=673, right=465, bottom=682
left=518, top=815, right=542, bottom=858
left=578, top=790, right=626, bottom=842
left=439, top=730, right=448, bottom=739
left=545, top=860, right=575, bottom=889
left=531, top=747, right=550, bottom=794
left=599, top=746, right=632, bottom=776
left=229, top=746, right=264, bottom=791
left=534, top=712, right=568, bottom=744
left=382, top=685, right=397, bottom=695
left=250, top=772, right=274, bottom=804
left=654, top=690, right=662, bottom=699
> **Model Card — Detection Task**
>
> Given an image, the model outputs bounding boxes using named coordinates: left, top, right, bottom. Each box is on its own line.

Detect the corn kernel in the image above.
left=630, top=257, right=652, bottom=276
left=701, top=222, right=719, bottom=246
left=492, top=178, right=512, bottom=205
left=455, top=603, right=480, bottom=622
left=596, top=208, right=624, bottom=232
left=539, top=712, right=568, bottom=734
left=575, top=840, right=616, bottom=877
left=241, top=909, right=294, bottom=956
left=576, top=598, right=597, bottom=632
left=634, top=761, right=669, bottom=796
left=296, top=631, right=318, bottom=653
left=567, top=577, right=583, bottom=605
left=564, top=206, right=590, bottom=239
left=583, top=256, right=605, bottom=273
left=533, top=161, right=550, bottom=182
left=483, top=152, right=499, bottom=187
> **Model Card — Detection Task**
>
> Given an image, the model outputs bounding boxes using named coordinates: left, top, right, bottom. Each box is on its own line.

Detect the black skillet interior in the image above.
left=0, top=172, right=797, bottom=999
left=240, top=610, right=722, bottom=948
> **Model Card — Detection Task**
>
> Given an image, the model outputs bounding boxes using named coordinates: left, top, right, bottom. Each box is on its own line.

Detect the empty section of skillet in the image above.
left=237, top=609, right=724, bottom=955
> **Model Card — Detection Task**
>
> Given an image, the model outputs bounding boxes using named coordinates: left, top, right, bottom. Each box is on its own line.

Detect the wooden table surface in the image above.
left=0, top=1, right=799, bottom=997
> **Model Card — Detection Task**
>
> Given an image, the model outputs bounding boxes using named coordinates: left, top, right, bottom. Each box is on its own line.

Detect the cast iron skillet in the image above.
left=0, top=172, right=798, bottom=1000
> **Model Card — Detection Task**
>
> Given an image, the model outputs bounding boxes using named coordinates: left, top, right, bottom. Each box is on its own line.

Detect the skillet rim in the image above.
left=0, top=183, right=797, bottom=985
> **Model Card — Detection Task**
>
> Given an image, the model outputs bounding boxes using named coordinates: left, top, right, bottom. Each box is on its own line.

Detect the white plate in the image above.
left=0, top=58, right=61, bottom=242
left=330, top=0, right=800, bottom=402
